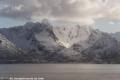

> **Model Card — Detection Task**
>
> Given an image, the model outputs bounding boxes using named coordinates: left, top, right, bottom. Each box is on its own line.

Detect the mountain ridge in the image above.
left=0, top=22, right=120, bottom=63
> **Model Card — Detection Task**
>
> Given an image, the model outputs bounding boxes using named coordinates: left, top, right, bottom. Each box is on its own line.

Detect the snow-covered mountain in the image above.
left=0, top=33, right=20, bottom=63
left=0, top=33, right=18, bottom=53
left=0, top=22, right=120, bottom=63
left=0, top=22, right=92, bottom=51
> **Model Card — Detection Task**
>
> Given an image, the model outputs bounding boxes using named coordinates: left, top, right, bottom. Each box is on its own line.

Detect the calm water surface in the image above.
left=0, top=64, right=120, bottom=80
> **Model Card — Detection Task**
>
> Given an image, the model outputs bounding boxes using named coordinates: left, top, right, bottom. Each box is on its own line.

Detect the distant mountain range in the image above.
left=0, top=22, right=120, bottom=63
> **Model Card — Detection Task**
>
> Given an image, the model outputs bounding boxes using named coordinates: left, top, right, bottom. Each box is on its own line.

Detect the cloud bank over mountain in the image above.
left=0, top=0, right=120, bottom=25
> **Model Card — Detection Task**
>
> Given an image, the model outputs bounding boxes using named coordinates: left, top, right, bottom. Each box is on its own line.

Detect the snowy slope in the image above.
left=0, top=33, right=17, bottom=53
left=52, top=25, right=91, bottom=48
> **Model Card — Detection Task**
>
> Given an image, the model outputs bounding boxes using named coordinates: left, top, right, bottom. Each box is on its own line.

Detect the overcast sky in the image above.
left=0, top=0, right=120, bottom=33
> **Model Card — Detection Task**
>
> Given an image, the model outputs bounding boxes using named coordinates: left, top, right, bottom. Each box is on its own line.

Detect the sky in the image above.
left=0, top=0, right=120, bottom=33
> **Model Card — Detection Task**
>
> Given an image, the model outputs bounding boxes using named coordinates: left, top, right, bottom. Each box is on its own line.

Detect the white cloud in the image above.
left=109, top=21, right=115, bottom=25
left=0, top=0, right=120, bottom=25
